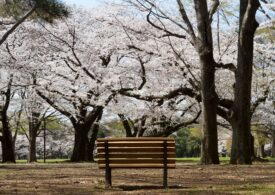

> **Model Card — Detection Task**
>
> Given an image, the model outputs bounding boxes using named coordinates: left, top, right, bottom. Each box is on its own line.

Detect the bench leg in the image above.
left=163, top=167, right=167, bottom=188
left=105, top=167, right=112, bottom=188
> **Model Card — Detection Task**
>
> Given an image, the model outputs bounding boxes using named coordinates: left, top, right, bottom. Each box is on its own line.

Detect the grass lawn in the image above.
left=16, top=159, right=70, bottom=164
left=15, top=157, right=275, bottom=164
left=176, top=157, right=230, bottom=163
left=0, top=159, right=274, bottom=194
left=176, top=157, right=275, bottom=164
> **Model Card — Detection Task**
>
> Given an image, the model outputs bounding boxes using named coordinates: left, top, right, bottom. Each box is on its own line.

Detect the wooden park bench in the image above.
left=96, top=137, right=176, bottom=188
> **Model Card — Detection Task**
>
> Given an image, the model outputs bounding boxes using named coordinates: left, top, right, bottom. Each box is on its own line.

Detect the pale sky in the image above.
left=61, top=0, right=104, bottom=8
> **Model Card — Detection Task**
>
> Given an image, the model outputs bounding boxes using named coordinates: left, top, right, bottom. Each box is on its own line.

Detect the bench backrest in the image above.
left=96, top=137, right=176, bottom=169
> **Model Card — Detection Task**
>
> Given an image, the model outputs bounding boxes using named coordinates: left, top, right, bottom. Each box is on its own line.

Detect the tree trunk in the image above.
left=89, top=110, right=103, bottom=162
left=230, top=119, right=252, bottom=164
left=27, top=112, right=41, bottom=163
left=257, top=144, right=266, bottom=158
left=199, top=54, right=219, bottom=164
left=271, top=131, right=275, bottom=157
left=89, top=130, right=98, bottom=162
left=230, top=0, right=260, bottom=165
left=28, top=136, right=37, bottom=163
left=71, top=124, right=91, bottom=162
left=1, top=110, right=15, bottom=163
left=1, top=77, right=15, bottom=163
left=119, top=114, right=134, bottom=137
left=250, top=133, right=256, bottom=160
left=194, top=0, right=219, bottom=164
left=1, top=128, right=15, bottom=163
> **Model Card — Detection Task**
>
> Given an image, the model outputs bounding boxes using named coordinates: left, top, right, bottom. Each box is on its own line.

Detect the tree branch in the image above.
left=0, top=6, right=36, bottom=46
left=146, top=11, right=187, bottom=39
left=119, top=86, right=199, bottom=103
left=215, top=62, right=237, bottom=72
left=251, top=88, right=270, bottom=117
left=36, top=89, right=76, bottom=124
left=208, top=0, right=220, bottom=23
left=176, top=0, right=196, bottom=42
left=118, top=114, right=133, bottom=137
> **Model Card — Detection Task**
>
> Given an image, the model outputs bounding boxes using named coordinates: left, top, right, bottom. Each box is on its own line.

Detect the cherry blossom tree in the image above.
left=120, top=0, right=274, bottom=164
left=5, top=7, right=157, bottom=161
left=0, top=0, right=69, bottom=163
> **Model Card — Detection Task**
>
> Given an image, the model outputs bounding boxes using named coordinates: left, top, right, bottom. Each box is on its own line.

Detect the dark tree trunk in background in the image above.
left=37, top=82, right=105, bottom=163
left=271, top=131, right=275, bottom=157
left=119, top=114, right=134, bottom=137
left=257, top=144, right=266, bottom=158
left=194, top=0, right=219, bottom=164
left=119, top=114, right=147, bottom=137
left=69, top=107, right=103, bottom=162
left=1, top=120, right=15, bottom=163
left=250, top=133, right=256, bottom=159
left=230, top=0, right=260, bottom=164
left=89, top=110, right=103, bottom=162
left=28, top=136, right=37, bottom=163
left=1, top=77, right=15, bottom=163
left=199, top=52, right=219, bottom=164
left=27, top=112, right=41, bottom=163
left=71, top=124, right=92, bottom=162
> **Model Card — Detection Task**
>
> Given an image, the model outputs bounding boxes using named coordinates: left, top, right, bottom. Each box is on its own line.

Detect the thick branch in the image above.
left=161, top=110, right=201, bottom=137
left=0, top=7, right=36, bottom=46
left=218, top=98, right=234, bottom=110
left=217, top=106, right=230, bottom=122
left=2, top=75, right=13, bottom=113
left=176, top=0, right=196, bottom=42
left=86, top=106, right=103, bottom=126
left=36, top=89, right=76, bottom=124
left=119, top=86, right=199, bottom=103
left=118, top=114, right=133, bottom=137
left=209, top=0, right=220, bottom=23
left=251, top=88, right=270, bottom=117
left=173, top=110, right=202, bottom=130
left=215, top=62, right=237, bottom=72
left=137, top=56, right=146, bottom=90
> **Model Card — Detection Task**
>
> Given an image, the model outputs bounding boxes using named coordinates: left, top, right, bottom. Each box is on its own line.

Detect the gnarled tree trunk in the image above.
left=230, top=0, right=260, bottom=164
left=194, top=0, right=219, bottom=164
left=71, top=124, right=92, bottom=162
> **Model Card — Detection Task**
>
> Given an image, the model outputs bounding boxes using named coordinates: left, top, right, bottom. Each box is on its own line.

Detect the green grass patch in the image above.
left=176, top=157, right=230, bottom=163
left=16, top=159, right=70, bottom=164
left=265, top=157, right=275, bottom=162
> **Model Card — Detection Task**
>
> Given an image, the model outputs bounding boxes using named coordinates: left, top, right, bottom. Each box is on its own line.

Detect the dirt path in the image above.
left=0, top=162, right=275, bottom=194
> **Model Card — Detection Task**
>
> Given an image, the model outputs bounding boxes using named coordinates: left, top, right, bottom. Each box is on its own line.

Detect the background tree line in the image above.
left=0, top=0, right=274, bottom=164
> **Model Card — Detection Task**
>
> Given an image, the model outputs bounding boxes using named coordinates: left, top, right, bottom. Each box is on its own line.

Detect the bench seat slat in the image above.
left=98, top=158, right=176, bottom=164
left=97, top=142, right=175, bottom=148
left=97, top=137, right=174, bottom=141
left=99, top=164, right=176, bottom=169
left=97, top=153, right=176, bottom=159
left=97, top=147, right=175, bottom=153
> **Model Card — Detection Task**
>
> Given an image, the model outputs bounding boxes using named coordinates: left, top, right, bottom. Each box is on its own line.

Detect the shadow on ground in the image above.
left=118, top=185, right=186, bottom=191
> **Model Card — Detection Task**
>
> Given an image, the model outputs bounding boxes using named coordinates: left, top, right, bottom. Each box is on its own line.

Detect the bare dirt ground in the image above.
left=0, top=162, right=275, bottom=195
